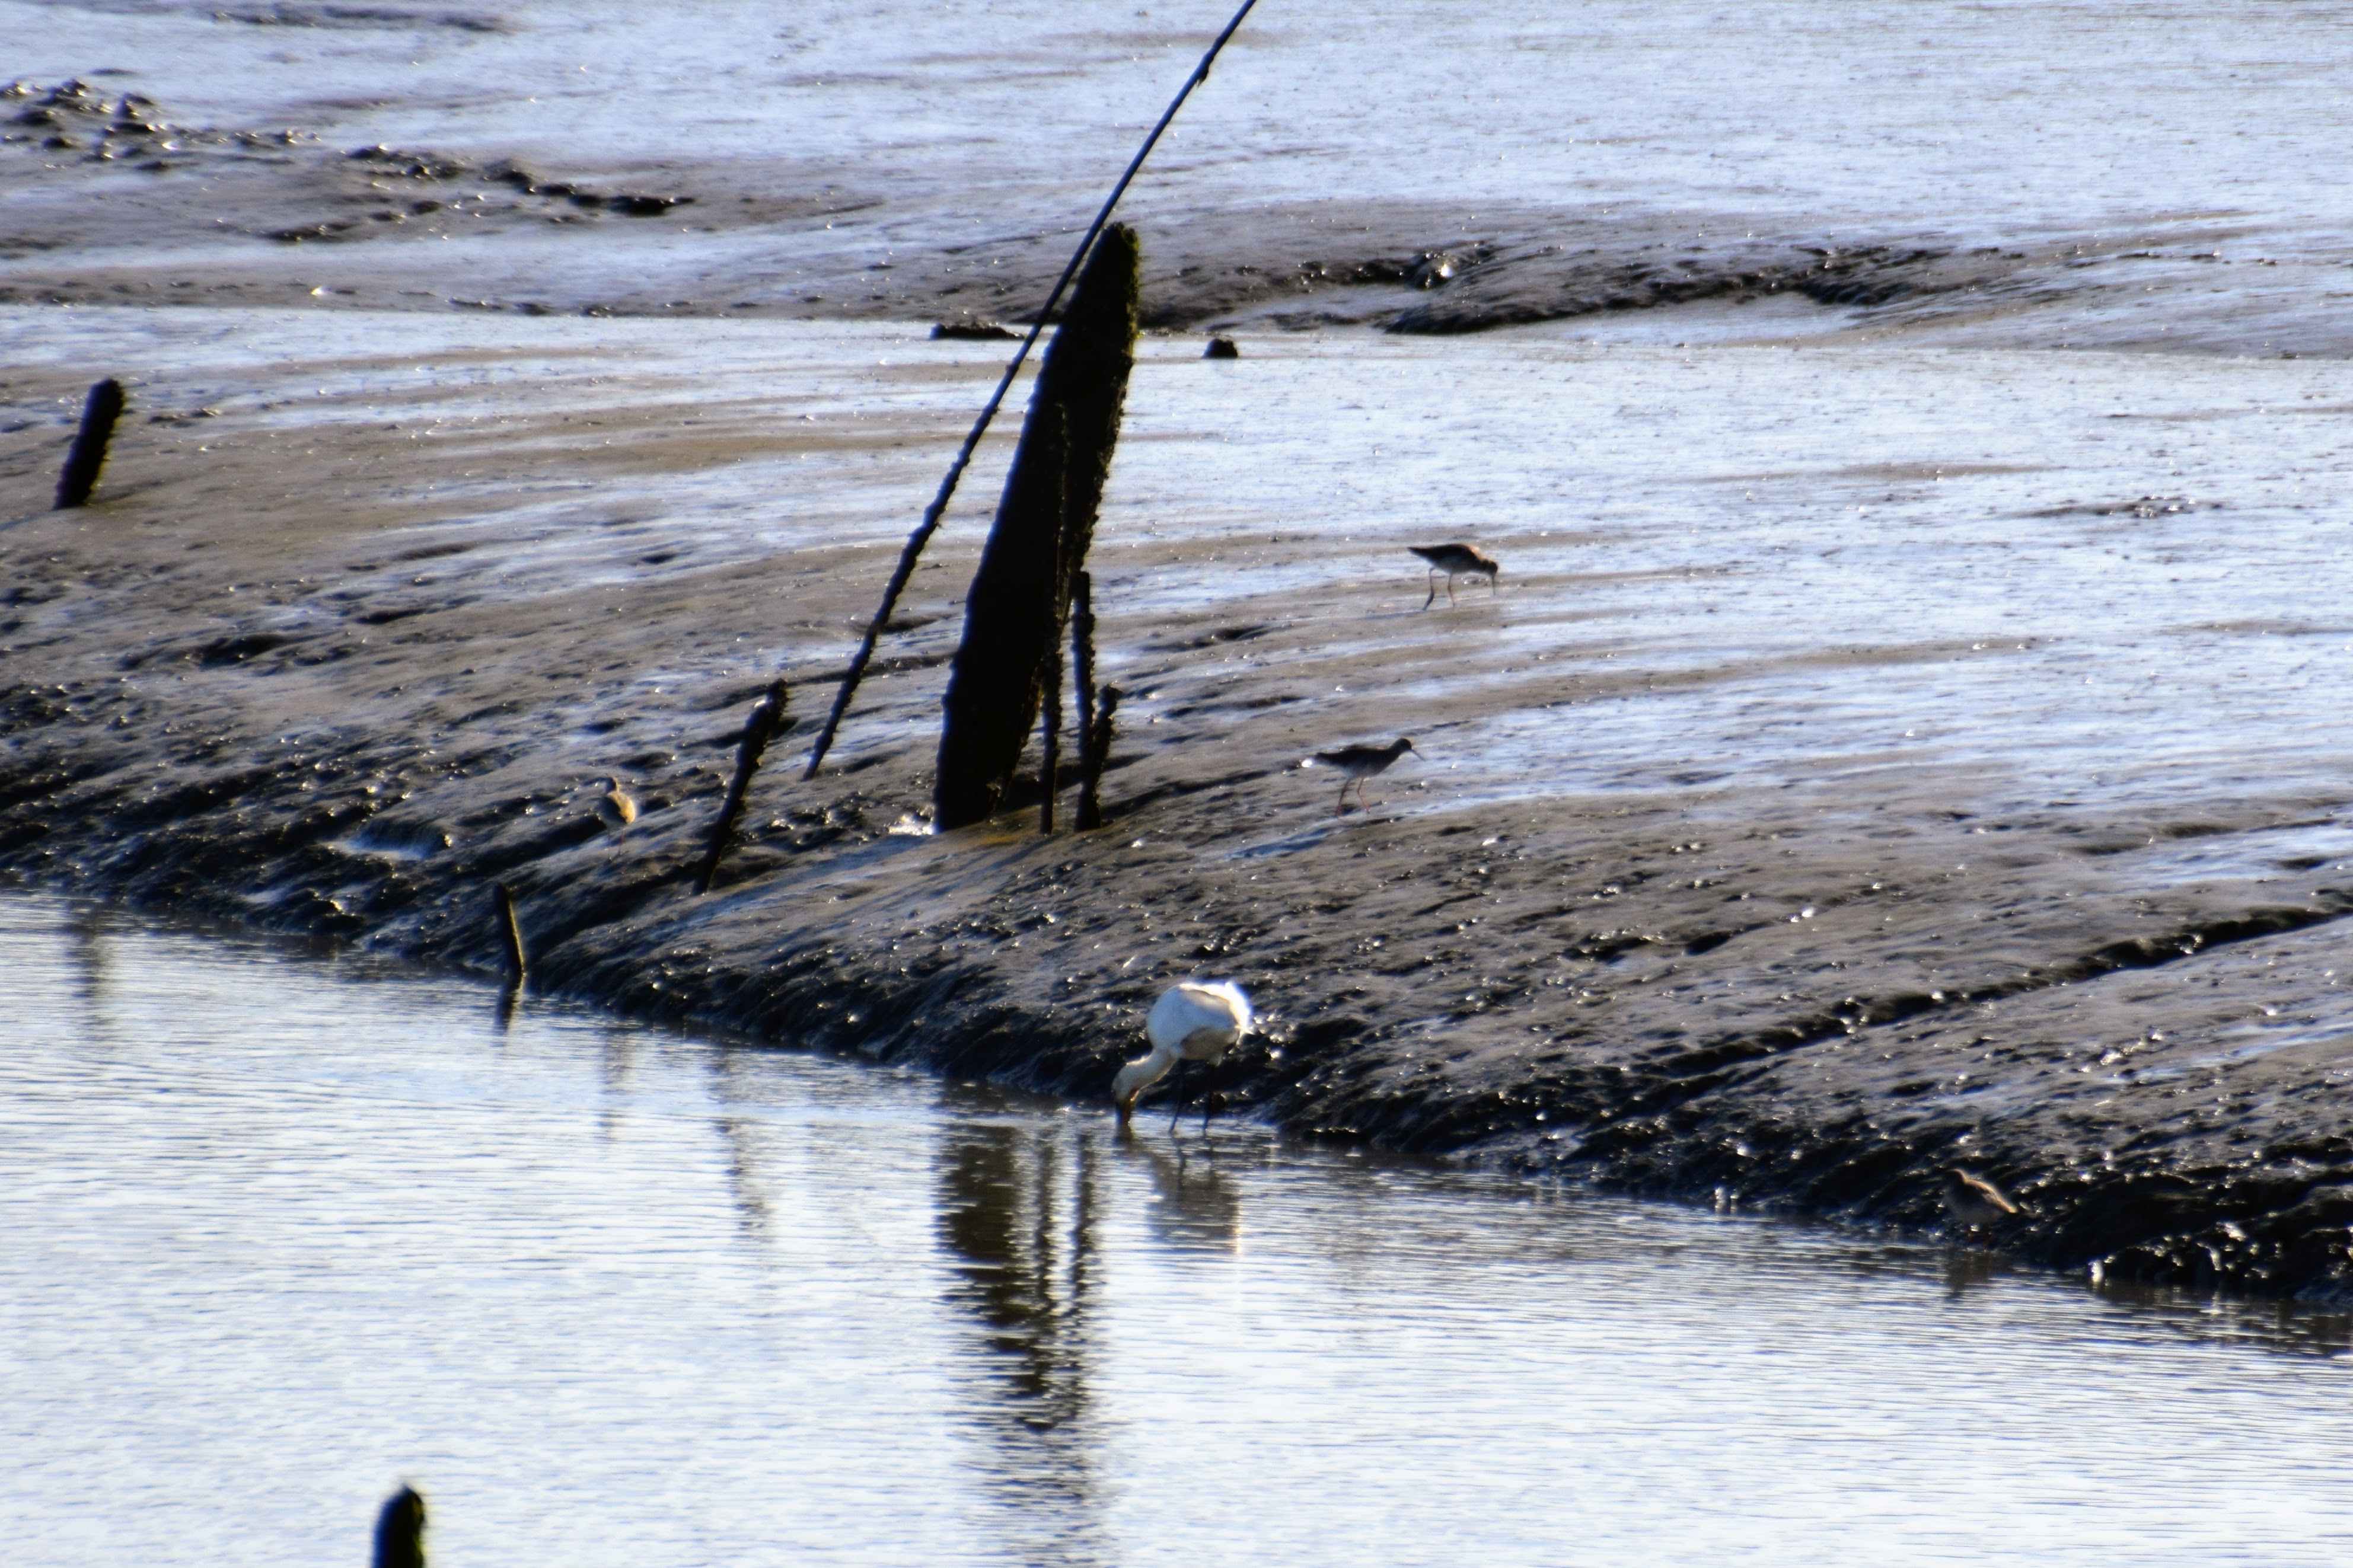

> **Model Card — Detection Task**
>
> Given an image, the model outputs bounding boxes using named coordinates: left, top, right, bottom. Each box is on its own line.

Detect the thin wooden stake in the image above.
left=801, top=0, right=1262, bottom=780
left=55, top=378, right=125, bottom=510
left=1040, top=639, right=1063, bottom=835
left=695, top=679, right=792, bottom=895
left=1079, top=684, right=1120, bottom=832
left=493, top=883, right=527, bottom=986
left=1072, top=571, right=1103, bottom=831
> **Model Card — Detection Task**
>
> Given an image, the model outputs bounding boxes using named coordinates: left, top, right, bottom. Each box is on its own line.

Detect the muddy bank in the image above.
left=7, top=76, right=2352, bottom=357
left=9, top=306, right=2353, bottom=1305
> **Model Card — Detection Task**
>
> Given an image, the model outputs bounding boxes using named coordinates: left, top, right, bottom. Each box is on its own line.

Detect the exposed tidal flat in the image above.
left=12, top=0, right=2353, bottom=1314
left=8, top=299, right=2353, bottom=1305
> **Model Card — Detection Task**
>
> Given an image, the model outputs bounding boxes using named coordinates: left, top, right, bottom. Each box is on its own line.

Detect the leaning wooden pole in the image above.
left=54, top=378, right=125, bottom=510
left=800, top=0, right=1262, bottom=780
left=694, top=679, right=792, bottom=895
left=492, top=883, right=527, bottom=987
left=935, top=226, right=1140, bottom=830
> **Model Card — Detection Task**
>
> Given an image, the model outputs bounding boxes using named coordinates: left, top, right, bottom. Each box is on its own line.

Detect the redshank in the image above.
left=1314, top=737, right=1418, bottom=814
left=1410, top=543, right=1500, bottom=608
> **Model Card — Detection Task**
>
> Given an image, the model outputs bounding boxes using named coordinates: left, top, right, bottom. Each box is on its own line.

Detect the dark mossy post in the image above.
left=374, top=1484, right=427, bottom=1568
left=934, top=225, right=1140, bottom=830
left=54, top=378, right=125, bottom=509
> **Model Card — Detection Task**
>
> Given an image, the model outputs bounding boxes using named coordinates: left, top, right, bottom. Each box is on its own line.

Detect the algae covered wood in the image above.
left=934, top=225, right=1140, bottom=830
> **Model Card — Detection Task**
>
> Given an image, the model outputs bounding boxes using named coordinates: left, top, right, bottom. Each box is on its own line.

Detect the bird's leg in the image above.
left=1446, top=573, right=1459, bottom=607
left=1166, top=1058, right=1190, bottom=1135
left=1422, top=569, right=1439, bottom=610
left=1334, top=777, right=1351, bottom=816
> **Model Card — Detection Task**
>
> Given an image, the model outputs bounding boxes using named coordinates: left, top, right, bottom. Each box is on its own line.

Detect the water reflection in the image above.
left=13, top=892, right=2353, bottom=1568
left=936, top=1107, right=1105, bottom=1563
left=1118, top=1130, right=1244, bottom=1254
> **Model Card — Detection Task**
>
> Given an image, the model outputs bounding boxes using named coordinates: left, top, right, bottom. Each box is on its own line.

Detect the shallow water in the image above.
left=7, top=890, right=2353, bottom=1566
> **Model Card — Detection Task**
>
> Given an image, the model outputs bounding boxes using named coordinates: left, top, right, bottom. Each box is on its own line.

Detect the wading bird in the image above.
left=593, top=777, right=639, bottom=831
left=1943, top=1168, right=2020, bottom=1237
left=1114, top=981, right=1254, bottom=1132
left=1313, top=737, right=1419, bottom=815
left=1410, top=543, right=1500, bottom=608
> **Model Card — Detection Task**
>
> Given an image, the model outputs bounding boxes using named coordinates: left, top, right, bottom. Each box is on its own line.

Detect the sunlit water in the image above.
left=6, top=890, right=2353, bottom=1566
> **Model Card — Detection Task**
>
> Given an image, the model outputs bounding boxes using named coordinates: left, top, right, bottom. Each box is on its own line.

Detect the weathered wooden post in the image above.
left=1079, top=683, right=1120, bottom=832
left=54, top=378, right=125, bottom=509
left=934, top=225, right=1140, bottom=830
left=374, top=1484, right=427, bottom=1568
left=695, top=678, right=792, bottom=893
left=1071, top=570, right=1111, bottom=831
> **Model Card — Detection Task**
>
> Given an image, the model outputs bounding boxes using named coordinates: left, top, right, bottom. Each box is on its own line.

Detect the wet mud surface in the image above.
left=7, top=73, right=2352, bottom=359
left=9, top=309, right=2353, bottom=1305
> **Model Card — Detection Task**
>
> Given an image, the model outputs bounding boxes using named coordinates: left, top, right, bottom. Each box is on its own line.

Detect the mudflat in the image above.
left=8, top=305, right=2353, bottom=1302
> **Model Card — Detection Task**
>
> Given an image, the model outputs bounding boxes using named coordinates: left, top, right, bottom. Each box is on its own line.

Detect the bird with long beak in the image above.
left=1314, top=737, right=1419, bottom=815
left=1114, top=981, right=1254, bottom=1132
left=1942, top=1167, right=2020, bottom=1236
left=1410, top=543, right=1500, bottom=608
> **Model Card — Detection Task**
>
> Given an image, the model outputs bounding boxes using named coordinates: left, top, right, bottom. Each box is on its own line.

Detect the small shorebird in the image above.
left=1114, top=981, right=1254, bottom=1132
left=374, top=1484, right=426, bottom=1568
left=1410, top=543, right=1500, bottom=608
left=593, top=777, right=638, bottom=831
left=1314, top=737, right=1418, bottom=815
left=1943, top=1168, right=2020, bottom=1235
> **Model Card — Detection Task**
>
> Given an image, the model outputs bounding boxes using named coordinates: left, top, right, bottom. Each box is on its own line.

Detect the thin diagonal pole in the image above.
left=802, top=0, right=1263, bottom=780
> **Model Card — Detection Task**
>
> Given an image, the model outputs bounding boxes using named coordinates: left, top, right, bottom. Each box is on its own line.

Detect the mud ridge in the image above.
left=9, top=322, right=2353, bottom=1310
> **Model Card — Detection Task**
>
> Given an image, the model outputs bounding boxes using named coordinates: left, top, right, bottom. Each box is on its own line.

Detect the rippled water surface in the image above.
left=7, top=892, right=2353, bottom=1566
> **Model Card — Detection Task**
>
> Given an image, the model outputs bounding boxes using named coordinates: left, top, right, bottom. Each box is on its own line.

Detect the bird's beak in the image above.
left=1114, top=1091, right=1136, bottom=1127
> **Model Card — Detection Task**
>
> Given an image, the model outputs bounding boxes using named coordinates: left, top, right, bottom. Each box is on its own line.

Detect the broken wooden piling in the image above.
left=374, top=1484, right=427, bottom=1568
left=935, top=225, right=1140, bottom=831
left=695, top=678, right=792, bottom=894
left=53, top=378, right=124, bottom=510
left=1080, top=683, right=1120, bottom=832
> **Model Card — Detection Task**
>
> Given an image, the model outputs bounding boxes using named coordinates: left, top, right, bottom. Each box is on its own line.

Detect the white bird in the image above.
left=1114, top=981, right=1254, bottom=1131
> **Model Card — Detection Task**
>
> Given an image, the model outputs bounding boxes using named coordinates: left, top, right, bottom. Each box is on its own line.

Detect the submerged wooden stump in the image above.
left=934, top=225, right=1140, bottom=831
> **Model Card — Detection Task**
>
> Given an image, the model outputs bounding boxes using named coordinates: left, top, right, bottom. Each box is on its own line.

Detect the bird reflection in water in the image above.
left=936, top=1107, right=1111, bottom=1565
left=64, top=902, right=116, bottom=1048
left=1120, top=1130, right=1246, bottom=1255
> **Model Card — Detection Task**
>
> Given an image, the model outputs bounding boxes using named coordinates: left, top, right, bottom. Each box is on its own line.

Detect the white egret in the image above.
left=1114, top=981, right=1254, bottom=1131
